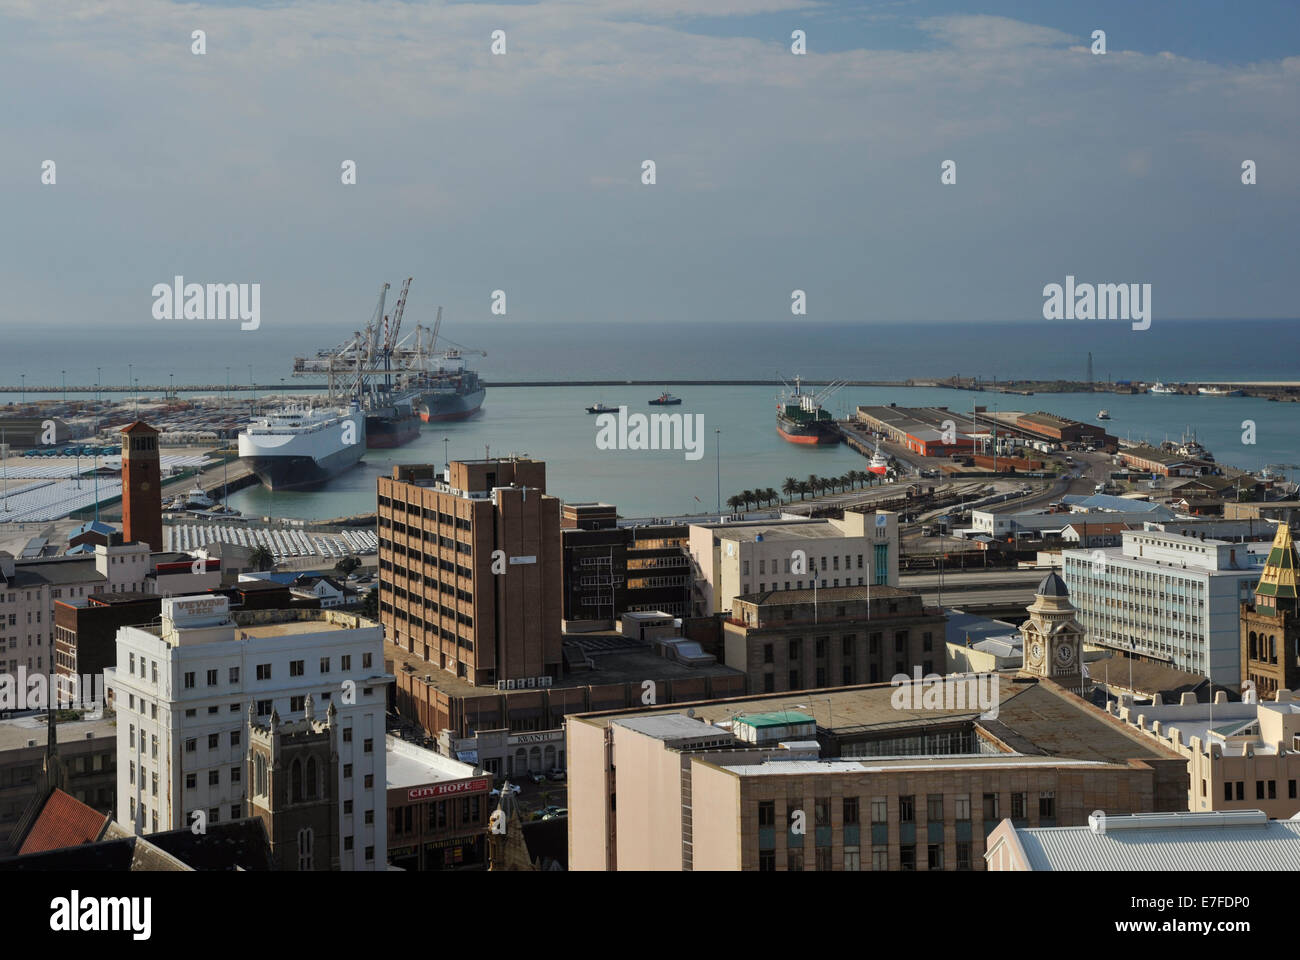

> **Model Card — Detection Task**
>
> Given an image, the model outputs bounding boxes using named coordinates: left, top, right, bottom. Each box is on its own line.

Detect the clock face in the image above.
left=1055, top=643, right=1075, bottom=666
left=1030, top=643, right=1043, bottom=663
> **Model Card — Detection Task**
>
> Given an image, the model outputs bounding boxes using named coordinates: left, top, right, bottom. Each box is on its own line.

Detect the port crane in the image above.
left=291, top=277, right=486, bottom=407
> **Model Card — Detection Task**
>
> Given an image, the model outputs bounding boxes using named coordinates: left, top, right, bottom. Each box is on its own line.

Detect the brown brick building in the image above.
left=378, top=459, right=562, bottom=687
left=722, top=585, right=947, bottom=693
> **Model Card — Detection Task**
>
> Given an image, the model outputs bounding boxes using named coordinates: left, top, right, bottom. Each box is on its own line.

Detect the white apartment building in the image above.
left=108, top=594, right=393, bottom=870
left=1062, top=530, right=1268, bottom=686
left=689, top=511, right=900, bottom=615
left=0, top=543, right=150, bottom=676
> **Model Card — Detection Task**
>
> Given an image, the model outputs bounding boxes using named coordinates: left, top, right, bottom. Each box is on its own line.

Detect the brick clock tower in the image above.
left=121, top=421, right=162, bottom=551
left=1020, top=572, right=1084, bottom=683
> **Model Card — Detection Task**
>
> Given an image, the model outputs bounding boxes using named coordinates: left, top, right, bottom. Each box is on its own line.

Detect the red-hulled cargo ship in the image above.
left=776, top=377, right=843, bottom=445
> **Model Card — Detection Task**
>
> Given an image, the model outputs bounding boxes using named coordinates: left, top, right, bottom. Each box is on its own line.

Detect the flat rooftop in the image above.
left=719, top=755, right=1115, bottom=777
left=572, top=676, right=1181, bottom=766
left=699, top=520, right=854, bottom=543
left=237, top=619, right=354, bottom=639
left=0, top=714, right=116, bottom=752
left=385, top=735, right=478, bottom=790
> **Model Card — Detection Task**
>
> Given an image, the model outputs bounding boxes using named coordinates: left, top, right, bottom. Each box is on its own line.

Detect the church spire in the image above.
left=1253, top=523, right=1299, bottom=611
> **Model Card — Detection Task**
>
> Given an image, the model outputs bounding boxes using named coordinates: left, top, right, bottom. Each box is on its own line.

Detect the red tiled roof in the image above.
left=120, top=421, right=158, bottom=434
left=19, top=788, right=111, bottom=855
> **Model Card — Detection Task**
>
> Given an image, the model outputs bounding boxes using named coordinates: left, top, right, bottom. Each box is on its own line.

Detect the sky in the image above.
left=1, top=0, right=1297, bottom=332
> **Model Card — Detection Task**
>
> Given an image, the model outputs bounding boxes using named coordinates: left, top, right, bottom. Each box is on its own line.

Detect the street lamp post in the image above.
left=61, top=369, right=66, bottom=403
left=95, top=368, right=100, bottom=404
left=715, top=429, right=721, bottom=516
left=20, top=374, right=25, bottom=405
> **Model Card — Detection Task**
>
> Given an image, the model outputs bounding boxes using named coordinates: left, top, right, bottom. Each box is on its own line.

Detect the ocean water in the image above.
left=219, top=384, right=1297, bottom=520
left=2, top=319, right=1295, bottom=518
left=1, top=318, right=1297, bottom=387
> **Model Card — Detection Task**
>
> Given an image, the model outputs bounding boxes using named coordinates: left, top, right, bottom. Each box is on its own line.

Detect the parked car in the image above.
left=548, top=769, right=566, bottom=781
left=530, top=771, right=546, bottom=784
left=542, top=808, right=569, bottom=821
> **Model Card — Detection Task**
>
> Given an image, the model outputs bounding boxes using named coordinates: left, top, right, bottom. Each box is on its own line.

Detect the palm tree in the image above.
left=782, top=477, right=799, bottom=502
left=850, top=469, right=864, bottom=489
left=249, top=545, right=274, bottom=571
left=765, top=487, right=779, bottom=507
left=726, top=494, right=743, bottom=514
left=741, top=489, right=755, bottom=511
left=797, top=481, right=810, bottom=500
left=807, top=475, right=821, bottom=499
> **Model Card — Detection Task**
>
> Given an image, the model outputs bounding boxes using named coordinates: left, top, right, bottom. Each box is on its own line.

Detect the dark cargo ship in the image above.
left=365, top=394, right=421, bottom=448
left=776, top=376, right=843, bottom=445
left=414, top=350, right=485, bottom=422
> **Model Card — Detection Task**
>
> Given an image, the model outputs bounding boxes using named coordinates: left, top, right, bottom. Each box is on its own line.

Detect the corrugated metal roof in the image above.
left=1013, top=815, right=1300, bottom=870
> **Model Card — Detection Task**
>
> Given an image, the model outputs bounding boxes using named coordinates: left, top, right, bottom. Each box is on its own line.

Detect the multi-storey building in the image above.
left=385, top=735, right=490, bottom=871
left=1105, top=689, right=1300, bottom=819
left=562, top=516, right=691, bottom=625
left=0, top=543, right=150, bottom=676
left=566, top=677, right=1185, bottom=871
left=722, top=585, right=947, bottom=692
left=108, top=595, right=392, bottom=869
left=1240, top=523, right=1300, bottom=700
left=1062, top=530, right=1267, bottom=686
left=689, top=510, right=900, bottom=616
left=378, top=459, right=562, bottom=686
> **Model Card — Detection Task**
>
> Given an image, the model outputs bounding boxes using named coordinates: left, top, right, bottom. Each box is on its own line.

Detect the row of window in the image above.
left=757, top=792, right=1052, bottom=828
left=757, top=843, right=972, bottom=871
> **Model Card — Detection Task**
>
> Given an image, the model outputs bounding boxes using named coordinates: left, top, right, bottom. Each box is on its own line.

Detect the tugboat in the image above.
left=586, top=402, right=617, bottom=414
left=776, top=376, right=843, bottom=445
left=867, top=444, right=890, bottom=476
left=648, top=391, right=681, bottom=406
left=1097, top=409, right=1111, bottom=420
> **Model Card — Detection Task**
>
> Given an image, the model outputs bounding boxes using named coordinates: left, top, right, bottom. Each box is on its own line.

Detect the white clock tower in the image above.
left=1020, top=572, right=1083, bottom=682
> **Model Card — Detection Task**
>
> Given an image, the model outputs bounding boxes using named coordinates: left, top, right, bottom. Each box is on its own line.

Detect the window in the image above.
left=290, top=660, right=304, bottom=677
left=183, top=671, right=195, bottom=689
left=290, top=696, right=305, bottom=712
left=871, top=799, right=887, bottom=824
left=209, top=770, right=220, bottom=786
left=955, top=796, right=971, bottom=821
left=899, top=795, right=914, bottom=822
left=256, top=664, right=271, bottom=680
left=956, top=841, right=972, bottom=871
left=344, top=764, right=353, bottom=778
left=363, top=738, right=373, bottom=753
left=758, top=800, right=775, bottom=827
left=983, top=793, right=999, bottom=820
left=927, top=795, right=943, bottom=821
left=343, top=728, right=353, bottom=742
left=230, top=730, right=240, bottom=747
left=229, top=666, right=239, bottom=683
left=206, top=669, right=218, bottom=686
left=844, top=847, right=860, bottom=871
left=344, top=800, right=353, bottom=815
left=1223, top=781, right=1233, bottom=802
left=787, top=848, right=804, bottom=871
left=256, top=699, right=272, bottom=716
left=231, top=765, right=241, bottom=784
left=1011, top=792, right=1026, bottom=819
left=341, top=655, right=351, bottom=670
left=363, top=653, right=372, bottom=669
left=927, top=843, right=944, bottom=870
left=208, top=733, right=219, bottom=750
left=763, top=644, right=774, bottom=664
left=364, top=809, right=374, bottom=825
left=364, top=774, right=374, bottom=788
left=320, top=657, right=330, bottom=673
left=1039, top=792, right=1055, bottom=818
left=185, top=737, right=197, bottom=753
left=843, top=797, right=859, bottom=825
left=129, top=762, right=136, bottom=785
left=151, top=772, right=158, bottom=797
left=899, top=845, right=916, bottom=871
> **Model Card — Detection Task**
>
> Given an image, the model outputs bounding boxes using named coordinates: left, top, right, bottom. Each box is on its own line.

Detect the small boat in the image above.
left=648, top=392, right=681, bottom=406
left=1097, top=409, right=1111, bottom=420
left=1149, top=382, right=1178, bottom=395
left=586, top=402, right=616, bottom=414
left=1198, top=386, right=1244, bottom=397
left=183, top=485, right=216, bottom=509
